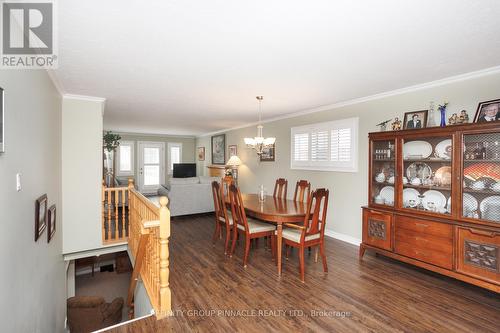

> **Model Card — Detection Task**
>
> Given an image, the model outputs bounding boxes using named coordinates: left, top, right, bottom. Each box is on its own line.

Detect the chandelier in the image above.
left=244, top=96, right=276, bottom=155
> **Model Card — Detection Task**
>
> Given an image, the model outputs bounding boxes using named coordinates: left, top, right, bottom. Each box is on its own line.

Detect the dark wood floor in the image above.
left=110, top=214, right=500, bottom=333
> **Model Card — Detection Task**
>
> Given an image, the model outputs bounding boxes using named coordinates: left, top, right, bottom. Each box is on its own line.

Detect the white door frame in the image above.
left=137, top=141, right=165, bottom=194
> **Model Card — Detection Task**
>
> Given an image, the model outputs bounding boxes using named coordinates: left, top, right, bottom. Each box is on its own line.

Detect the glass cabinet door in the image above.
left=371, top=139, right=396, bottom=206
left=463, top=132, right=500, bottom=223
left=402, top=136, right=453, bottom=215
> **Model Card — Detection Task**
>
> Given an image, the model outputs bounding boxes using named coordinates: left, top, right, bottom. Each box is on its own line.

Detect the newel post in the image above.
left=158, top=196, right=172, bottom=317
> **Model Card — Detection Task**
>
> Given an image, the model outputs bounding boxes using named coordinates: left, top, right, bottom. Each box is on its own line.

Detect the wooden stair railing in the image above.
left=102, top=179, right=172, bottom=319
left=126, top=188, right=172, bottom=319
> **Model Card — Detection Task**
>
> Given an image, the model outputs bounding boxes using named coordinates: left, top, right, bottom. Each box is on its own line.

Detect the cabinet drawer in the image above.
left=362, top=209, right=392, bottom=251
left=395, top=215, right=452, bottom=239
left=395, top=240, right=452, bottom=269
left=456, top=227, right=499, bottom=285
left=395, top=230, right=453, bottom=254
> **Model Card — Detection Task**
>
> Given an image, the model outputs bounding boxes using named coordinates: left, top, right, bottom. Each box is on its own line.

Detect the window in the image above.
left=291, top=117, right=358, bottom=172
left=168, top=143, right=182, bottom=174
left=117, top=141, right=134, bottom=176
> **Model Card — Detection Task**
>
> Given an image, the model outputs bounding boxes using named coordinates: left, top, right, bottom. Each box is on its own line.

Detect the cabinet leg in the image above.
left=359, top=245, right=366, bottom=259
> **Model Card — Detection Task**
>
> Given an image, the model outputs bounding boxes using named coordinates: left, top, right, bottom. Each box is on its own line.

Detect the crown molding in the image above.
left=63, top=94, right=106, bottom=103
left=198, top=65, right=500, bottom=138
left=107, top=130, right=196, bottom=139
left=46, top=70, right=65, bottom=96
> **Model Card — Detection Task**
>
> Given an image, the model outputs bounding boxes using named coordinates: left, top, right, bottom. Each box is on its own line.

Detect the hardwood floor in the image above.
left=109, top=214, right=500, bottom=333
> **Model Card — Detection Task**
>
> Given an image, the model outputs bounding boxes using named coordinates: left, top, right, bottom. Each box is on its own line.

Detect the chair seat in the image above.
left=219, top=210, right=233, bottom=225
left=237, top=218, right=275, bottom=234
left=282, top=227, right=320, bottom=243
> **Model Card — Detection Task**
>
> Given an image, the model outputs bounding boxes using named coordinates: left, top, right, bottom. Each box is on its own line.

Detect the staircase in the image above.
left=102, top=180, right=172, bottom=319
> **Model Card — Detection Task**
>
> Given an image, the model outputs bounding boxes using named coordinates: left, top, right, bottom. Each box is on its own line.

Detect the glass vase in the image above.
left=440, top=109, right=446, bottom=127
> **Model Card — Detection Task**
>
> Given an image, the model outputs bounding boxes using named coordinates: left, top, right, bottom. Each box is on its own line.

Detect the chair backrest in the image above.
left=221, top=175, right=233, bottom=198
left=211, top=181, right=223, bottom=217
left=273, top=178, right=288, bottom=199
left=303, top=188, right=329, bottom=237
left=293, top=180, right=311, bottom=203
left=228, top=184, right=249, bottom=231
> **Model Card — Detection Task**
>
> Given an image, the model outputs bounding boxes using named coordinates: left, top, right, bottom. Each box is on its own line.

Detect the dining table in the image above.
left=227, top=193, right=307, bottom=276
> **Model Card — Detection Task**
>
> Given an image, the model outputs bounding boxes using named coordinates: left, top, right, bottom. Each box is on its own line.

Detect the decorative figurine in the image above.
left=376, top=119, right=392, bottom=132
left=438, top=102, right=449, bottom=127
left=391, top=117, right=402, bottom=131
left=448, top=113, right=458, bottom=125
left=458, top=109, right=469, bottom=124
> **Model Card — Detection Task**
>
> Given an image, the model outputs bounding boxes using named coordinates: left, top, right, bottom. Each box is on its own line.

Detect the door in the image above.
left=138, top=142, right=165, bottom=193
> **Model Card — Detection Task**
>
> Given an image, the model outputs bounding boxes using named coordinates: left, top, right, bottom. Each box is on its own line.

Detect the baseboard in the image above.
left=324, top=230, right=361, bottom=247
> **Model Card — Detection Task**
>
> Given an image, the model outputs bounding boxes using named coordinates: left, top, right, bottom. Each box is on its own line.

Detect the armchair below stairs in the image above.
left=67, top=296, right=124, bottom=333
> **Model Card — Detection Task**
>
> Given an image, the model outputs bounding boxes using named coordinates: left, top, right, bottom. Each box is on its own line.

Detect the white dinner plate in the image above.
left=403, top=188, right=420, bottom=206
left=463, top=193, right=478, bottom=216
left=479, top=196, right=500, bottom=221
left=422, top=190, right=447, bottom=210
left=435, top=139, right=452, bottom=159
left=403, top=141, right=433, bottom=159
left=379, top=186, right=394, bottom=204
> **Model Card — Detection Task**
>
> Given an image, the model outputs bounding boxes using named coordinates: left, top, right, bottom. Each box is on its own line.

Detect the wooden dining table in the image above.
left=227, top=193, right=306, bottom=276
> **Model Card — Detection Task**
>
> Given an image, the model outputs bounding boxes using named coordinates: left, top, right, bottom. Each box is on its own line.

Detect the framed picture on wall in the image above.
left=211, top=134, right=226, bottom=165
left=47, top=205, right=56, bottom=243
left=260, top=143, right=275, bottom=162
left=474, top=99, right=500, bottom=122
left=197, top=147, right=205, bottom=161
left=35, top=194, right=48, bottom=241
left=0, top=87, right=4, bottom=153
left=228, top=145, right=237, bottom=157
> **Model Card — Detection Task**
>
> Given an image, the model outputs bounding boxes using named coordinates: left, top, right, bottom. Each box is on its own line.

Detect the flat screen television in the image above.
left=173, top=163, right=196, bottom=178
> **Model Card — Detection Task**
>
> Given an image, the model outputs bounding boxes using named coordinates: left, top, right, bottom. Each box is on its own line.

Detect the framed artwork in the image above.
left=47, top=205, right=56, bottom=243
left=228, top=145, right=237, bottom=157
left=474, top=99, right=500, bottom=123
left=0, top=87, right=4, bottom=153
left=260, top=143, right=275, bottom=162
left=35, top=194, right=48, bottom=241
left=211, top=134, right=226, bottom=165
left=403, top=110, right=428, bottom=130
left=197, top=147, right=205, bottom=161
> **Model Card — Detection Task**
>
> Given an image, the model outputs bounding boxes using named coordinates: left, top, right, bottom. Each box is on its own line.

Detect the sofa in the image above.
left=158, top=176, right=220, bottom=216
left=67, top=296, right=124, bottom=333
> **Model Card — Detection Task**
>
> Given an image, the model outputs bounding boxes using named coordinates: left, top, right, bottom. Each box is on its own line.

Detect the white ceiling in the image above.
left=55, top=0, right=500, bottom=136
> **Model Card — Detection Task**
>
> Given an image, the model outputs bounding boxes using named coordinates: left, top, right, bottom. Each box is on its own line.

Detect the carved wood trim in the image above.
left=368, top=219, right=386, bottom=240
left=464, top=239, right=499, bottom=273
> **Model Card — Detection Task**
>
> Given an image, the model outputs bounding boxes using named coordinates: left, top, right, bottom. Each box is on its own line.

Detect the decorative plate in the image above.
left=435, top=139, right=452, bottom=159
left=464, top=163, right=500, bottom=182
left=434, top=166, right=452, bottom=186
left=379, top=186, right=394, bottom=204
left=462, top=193, right=478, bottom=216
left=403, top=188, right=420, bottom=206
left=479, top=196, right=500, bottom=221
left=403, top=141, right=433, bottom=159
left=406, top=162, right=432, bottom=180
left=422, top=190, right=447, bottom=210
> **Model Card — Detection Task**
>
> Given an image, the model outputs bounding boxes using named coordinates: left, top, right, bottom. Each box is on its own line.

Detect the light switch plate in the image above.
left=16, top=173, right=21, bottom=191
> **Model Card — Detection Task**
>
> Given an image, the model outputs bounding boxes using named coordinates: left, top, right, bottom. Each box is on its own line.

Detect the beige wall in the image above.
left=62, top=97, right=105, bottom=254
left=115, top=133, right=196, bottom=183
left=196, top=72, right=500, bottom=243
left=0, top=71, right=65, bottom=331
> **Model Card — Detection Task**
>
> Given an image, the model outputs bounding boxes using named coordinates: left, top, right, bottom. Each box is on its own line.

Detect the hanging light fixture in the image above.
left=244, top=96, right=276, bottom=155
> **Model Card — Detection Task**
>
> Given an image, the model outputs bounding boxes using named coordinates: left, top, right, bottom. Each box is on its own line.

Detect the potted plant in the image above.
left=103, top=131, right=121, bottom=186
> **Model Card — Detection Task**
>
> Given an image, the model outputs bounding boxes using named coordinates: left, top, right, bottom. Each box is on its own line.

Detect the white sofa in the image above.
left=157, top=176, right=220, bottom=217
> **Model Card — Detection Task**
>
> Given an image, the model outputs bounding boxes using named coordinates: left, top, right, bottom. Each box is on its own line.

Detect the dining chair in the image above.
left=211, top=181, right=234, bottom=255
left=228, top=184, right=276, bottom=267
left=282, top=188, right=329, bottom=282
left=293, top=180, right=311, bottom=203
left=273, top=178, right=288, bottom=199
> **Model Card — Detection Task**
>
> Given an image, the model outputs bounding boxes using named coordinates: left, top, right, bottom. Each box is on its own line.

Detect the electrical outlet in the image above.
left=16, top=173, right=21, bottom=191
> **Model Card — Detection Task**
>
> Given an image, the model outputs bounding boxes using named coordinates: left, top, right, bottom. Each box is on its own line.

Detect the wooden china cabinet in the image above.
left=360, top=122, right=500, bottom=293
